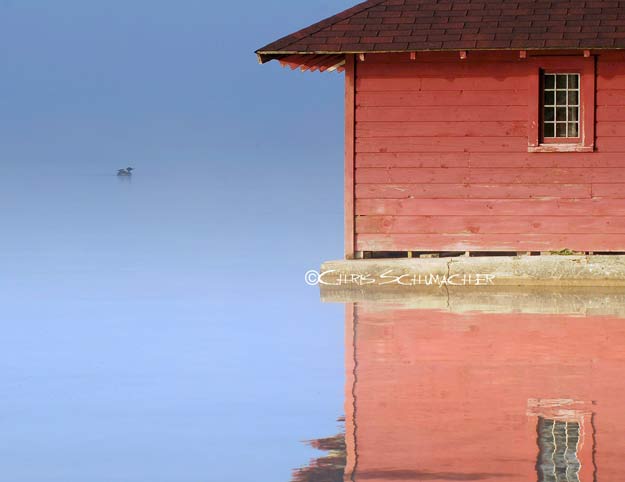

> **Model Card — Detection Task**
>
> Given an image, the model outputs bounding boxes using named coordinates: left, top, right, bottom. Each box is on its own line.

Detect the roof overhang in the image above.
left=257, top=48, right=625, bottom=73
left=256, top=52, right=346, bottom=73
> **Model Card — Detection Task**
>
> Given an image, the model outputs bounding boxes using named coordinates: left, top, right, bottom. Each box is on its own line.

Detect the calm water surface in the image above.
left=2, top=174, right=623, bottom=482
left=295, top=302, right=625, bottom=482
left=0, top=172, right=344, bottom=482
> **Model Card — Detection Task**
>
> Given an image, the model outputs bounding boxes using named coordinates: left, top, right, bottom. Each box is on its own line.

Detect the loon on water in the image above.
left=117, top=167, right=134, bottom=176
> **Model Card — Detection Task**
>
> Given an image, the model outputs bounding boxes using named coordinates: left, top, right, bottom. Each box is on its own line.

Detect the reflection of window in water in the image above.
left=537, top=417, right=581, bottom=482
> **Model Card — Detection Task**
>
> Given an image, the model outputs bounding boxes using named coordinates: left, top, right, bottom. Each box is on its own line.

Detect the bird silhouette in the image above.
left=117, top=167, right=134, bottom=176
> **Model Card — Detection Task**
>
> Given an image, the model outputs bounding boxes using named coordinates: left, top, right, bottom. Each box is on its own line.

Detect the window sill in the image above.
left=528, top=144, right=594, bottom=153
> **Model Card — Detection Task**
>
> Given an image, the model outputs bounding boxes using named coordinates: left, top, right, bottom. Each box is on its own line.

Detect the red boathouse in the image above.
left=257, top=0, right=625, bottom=259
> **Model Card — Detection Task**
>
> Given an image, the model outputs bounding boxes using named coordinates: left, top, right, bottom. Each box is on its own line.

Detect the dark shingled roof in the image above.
left=256, top=0, right=625, bottom=62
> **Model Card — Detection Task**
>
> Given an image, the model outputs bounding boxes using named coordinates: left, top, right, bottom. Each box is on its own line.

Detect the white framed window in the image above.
left=542, top=73, right=580, bottom=140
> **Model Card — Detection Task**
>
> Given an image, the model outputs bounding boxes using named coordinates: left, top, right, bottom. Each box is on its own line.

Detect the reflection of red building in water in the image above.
left=343, top=304, right=625, bottom=481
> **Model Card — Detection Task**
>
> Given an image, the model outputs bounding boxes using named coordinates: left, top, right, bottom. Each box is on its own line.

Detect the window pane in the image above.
left=541, top=72, right=581, bottom=140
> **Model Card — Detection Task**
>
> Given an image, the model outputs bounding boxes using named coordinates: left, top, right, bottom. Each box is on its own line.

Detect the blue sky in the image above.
left=0, top=1, right=355, bottom=480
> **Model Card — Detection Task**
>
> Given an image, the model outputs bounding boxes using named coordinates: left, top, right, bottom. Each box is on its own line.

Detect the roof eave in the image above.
left=256, top=50, right=344, bottom=64
left=257, top=46, right=625, bottom=63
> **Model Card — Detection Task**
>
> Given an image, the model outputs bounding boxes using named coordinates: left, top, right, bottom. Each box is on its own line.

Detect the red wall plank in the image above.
left=356, top=198, right=625, bottom=216
left=357, top=152, right=625, bottom=168
left=355, top=233, right=625, bottom=252
left=356, top=137, right=527, bottom=153
left=597, top=90, right=625, bottom=106
left=593, top=184, right=625, bottom=198
left=596, top=107, right=625, bottom=122
left=356, top=215, right=625, bottom=234
left=356, top=106, right=526, bottom=122
left=597, top=123, right=625, bottom=137
left=357, top=167, right=625, bottom=184
left=357, top=64, right=529, bottom=92
left=357, top=90, right=528, bottom=107
left=356, top=183, right=591, bottom=199
left=357, top=121, right=527, bottom=138
left=595, top=137, right=625, bottom=152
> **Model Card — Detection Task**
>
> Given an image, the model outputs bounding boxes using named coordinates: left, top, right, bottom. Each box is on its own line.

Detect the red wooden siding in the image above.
left=346, top=305, right=625, bottom=481
left=353, top=51, right=625, bottom=252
